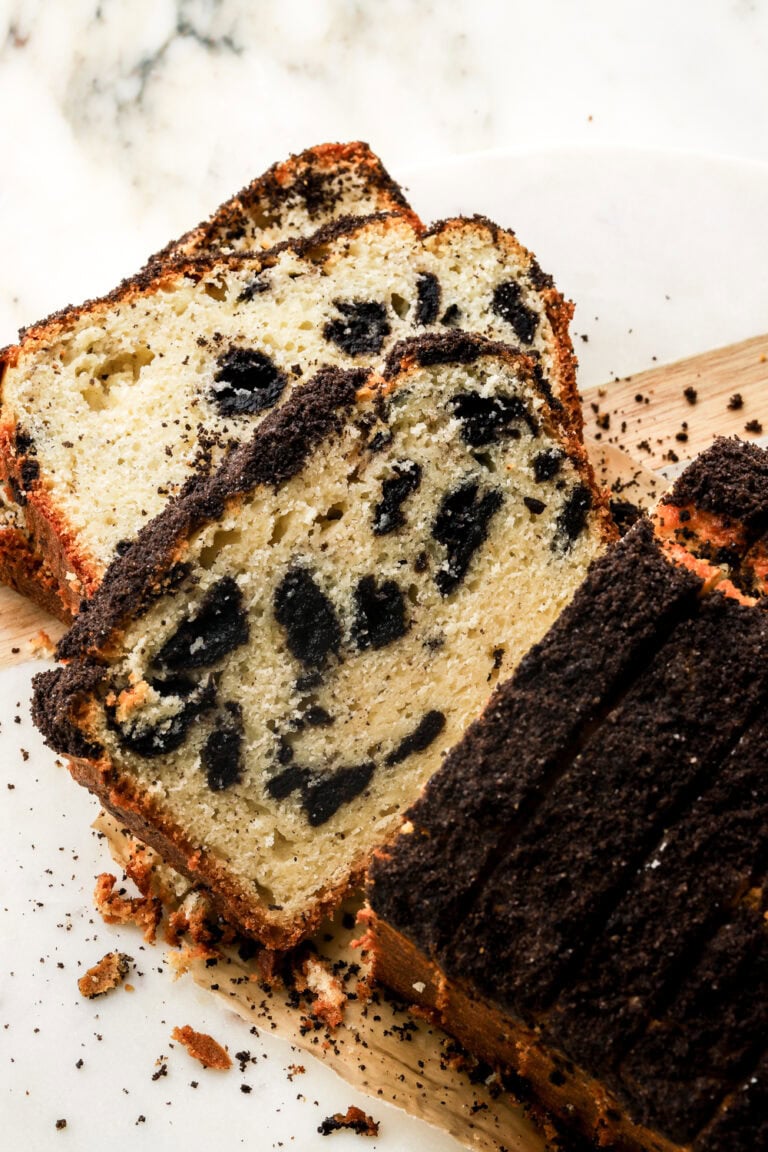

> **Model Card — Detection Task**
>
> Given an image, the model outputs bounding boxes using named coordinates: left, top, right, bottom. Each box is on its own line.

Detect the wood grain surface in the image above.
left=2, top=332, right=767, bottom=666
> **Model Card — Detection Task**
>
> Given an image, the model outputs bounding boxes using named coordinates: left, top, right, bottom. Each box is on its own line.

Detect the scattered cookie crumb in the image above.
left=93, top=872, right=162, bottom=942
left=29, top=629, right=56, bottom=657
left=296, top=954, right=347, bottom=1029
left=683, top=386, right=697, bottom=405
left=318, top=1106, right=379, bottom=1137
left=77, top=951, right=132, bottom=999
left=171, top=1025, right=232, bottom=1070
left=55, top=1119, right=67, bottom=1131
left=287, top=1063, right=306, bottom=1081
left=728, top=393, right=744, bottom=410
left=745, top=419, right=763, bottom=434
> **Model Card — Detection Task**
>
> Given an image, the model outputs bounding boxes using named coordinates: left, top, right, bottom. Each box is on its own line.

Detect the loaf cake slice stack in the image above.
left=366, top=438, right=768, bottom=1152
left=0, top=142, right=418, bottom=619
left=32, top=333, right=610, bottom=948
left=1, top=208, right=577, bottom=620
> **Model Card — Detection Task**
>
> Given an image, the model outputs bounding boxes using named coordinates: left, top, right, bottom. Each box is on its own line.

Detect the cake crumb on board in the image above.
left=77, top=951, right=132, bottom=998
left=171, top=1024, right=232, bottom=1069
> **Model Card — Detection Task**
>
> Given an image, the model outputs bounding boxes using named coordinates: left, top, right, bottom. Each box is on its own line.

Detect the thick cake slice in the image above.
left=31, top=334, right=610, bottom=948
left=366, top=439, right=768, bottom=1152
left=0, top=142, right=417, bottom=618
left=0, top=212, right=577, bottom=619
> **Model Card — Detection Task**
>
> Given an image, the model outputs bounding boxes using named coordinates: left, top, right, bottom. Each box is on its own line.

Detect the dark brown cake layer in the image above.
left=367, top=520, right=701, bottom=959
left=445, top=593, right=768, bottom=1014
left=367, top=441, right=768, bottom=1152
left=696, top=1049, right=768, bottom=1152
left=546, top=713, right=768, bottom=1089
left=618, top=905, right=768, bottom=1143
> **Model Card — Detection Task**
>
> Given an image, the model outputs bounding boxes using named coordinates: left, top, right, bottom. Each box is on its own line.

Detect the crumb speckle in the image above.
left=171, top=1025, right=232, bottom=1069
left=77, top=951, right=132, bottom=999
left=318, top=1106, right=379, bottom=1137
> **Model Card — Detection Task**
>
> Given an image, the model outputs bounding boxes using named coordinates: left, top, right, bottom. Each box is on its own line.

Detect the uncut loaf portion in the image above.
left=32, top=333, right=612, bottom=949
left=0, top=211, right=577, bottom=620
left=0, top=142, right=417, bottom=617
left=367, top=440, right=768, bottom=1152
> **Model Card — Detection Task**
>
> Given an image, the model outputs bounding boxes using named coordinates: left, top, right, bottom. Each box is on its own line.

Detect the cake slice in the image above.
left=0, top=142, right=417, bottom=618
left=1, top=212, right=578, bottom=619
left=31, top=333, right=610, bottom=949
left=366, top=439, right=768, bottom=1152
left=145, top=140, right=417, bottom=265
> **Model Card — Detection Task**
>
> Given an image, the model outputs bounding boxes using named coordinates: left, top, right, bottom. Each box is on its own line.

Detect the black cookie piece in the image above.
left=108, top=677, right=216, bottom=759
left=450, top=391, right=537, bottom=447
left=385, top=710, right=446, bottom=767
left=323, top=300, right=391, bottom=356
left=274, top=565, right=342, bottom=668
left=302, top=762, right=375, bottom=826
left=373, top=460, right=422, bottom=535
left=534, top=448, right=564, bottom=482
left=353, top=576, right=408, bottom=650
left=432, top=480, right=504, bottom=595
left=265, top=760, right=375, bottom=827
left=557, top=484, right=593, bottom=548
left=155, top=576, right=249, bottom=672
left=202, top=702, right=244, bottom=791
left=211, top=347, right=287, bottom=416
left=491, top=280, right=538, bottom=344
left=415, top=273, right=441, bottom=326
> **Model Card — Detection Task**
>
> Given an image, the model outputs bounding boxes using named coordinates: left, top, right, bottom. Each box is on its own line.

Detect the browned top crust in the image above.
left=146, top=140, right=415, bottom=268
left=384, top=329, right=535, bottom=376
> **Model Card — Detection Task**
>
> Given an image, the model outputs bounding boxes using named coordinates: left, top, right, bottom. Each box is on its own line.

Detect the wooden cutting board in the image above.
left=2, top=331, right=767, bottom=667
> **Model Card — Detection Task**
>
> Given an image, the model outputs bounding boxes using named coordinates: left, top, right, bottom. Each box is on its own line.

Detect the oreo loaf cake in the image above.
left=32, top=333, right=611, bottom=948
left=0, top=142, right=417, bottom=618
left=367, top=438, right=768, bottom=1152
left=1, top=210, right=577, bottom=620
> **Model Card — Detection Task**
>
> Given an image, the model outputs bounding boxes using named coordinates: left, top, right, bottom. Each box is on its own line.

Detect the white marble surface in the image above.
left=1, top=0, right=768, bottom=342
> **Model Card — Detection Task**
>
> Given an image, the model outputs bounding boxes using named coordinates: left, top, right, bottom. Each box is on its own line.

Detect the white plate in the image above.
left=2, top=147, right=768, bottom=1152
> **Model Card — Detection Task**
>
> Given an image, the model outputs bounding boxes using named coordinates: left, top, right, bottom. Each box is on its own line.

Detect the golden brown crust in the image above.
left=65, top=746, right=368, bottom=949
left=368, top=916, right=684, bottom=1152
left=0, top=526, right=73, bottom=621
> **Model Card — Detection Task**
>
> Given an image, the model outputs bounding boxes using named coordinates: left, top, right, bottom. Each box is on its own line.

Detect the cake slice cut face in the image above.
left=32, top=336, right=609, bottom=948
left=367, top=439, right=768, bottom=1152
left=0, top=143, right=418, bottom=618
left=1, top=212, right=576, bottom=618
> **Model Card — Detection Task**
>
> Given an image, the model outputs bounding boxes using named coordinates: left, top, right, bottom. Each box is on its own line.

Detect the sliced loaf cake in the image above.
left=1, top=212, right=577, bottom=618
left=32, top=334, right=610, bottom=948
left=366, top=439, right=768, bottom=1152
left=0, top=142, right=417, bottom=618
